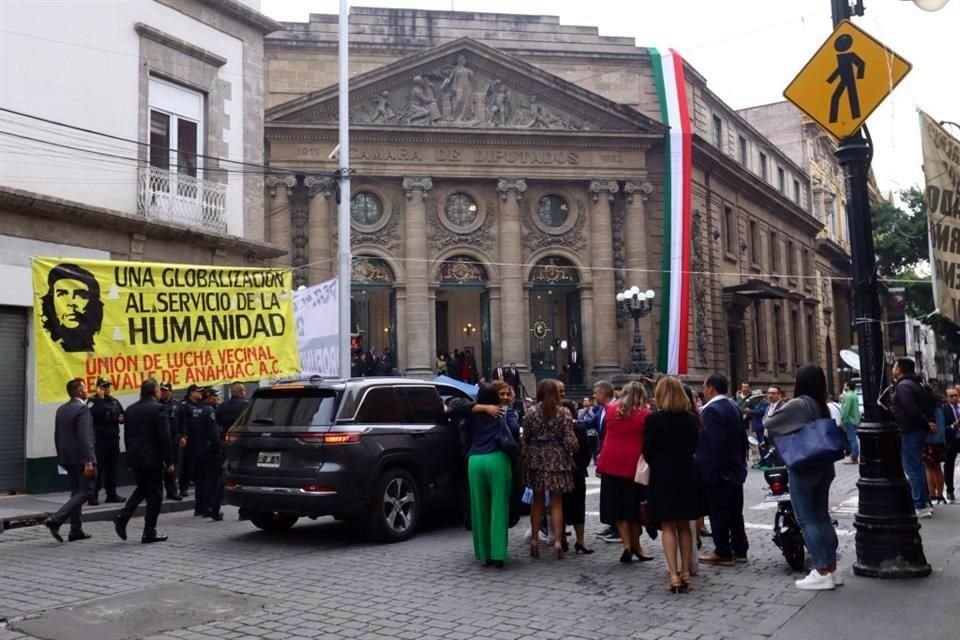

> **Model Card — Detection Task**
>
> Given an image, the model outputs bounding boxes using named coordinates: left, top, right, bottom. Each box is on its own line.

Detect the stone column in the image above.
left=497, top=178, right=528, bottom=371
left=623, top=179, right=653, bottom=279
left=487, top=284, right=502, bottom=368
left=394, top=288, right=407, bottom=373
left=304, top=176, right=335, bottom=285
left=623, top=179, right=655, bottom=363
left=580, top=285, right=595, bottom=382
left=428, top=285, right=438, bottom=367
left=265, top=175, right=296, bottom=267
left=402, top=176, right=434, bottom=377
left=589, top=179, right=621, bottom=377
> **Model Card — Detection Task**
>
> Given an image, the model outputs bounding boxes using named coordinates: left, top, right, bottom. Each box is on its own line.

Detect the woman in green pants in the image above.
left=464, top=383, right=519, bottom=568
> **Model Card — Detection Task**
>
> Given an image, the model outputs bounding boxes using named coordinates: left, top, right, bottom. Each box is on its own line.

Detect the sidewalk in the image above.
left=0, top=486, right=195, bottom=532
left=771, top=502, right=960, bottom=639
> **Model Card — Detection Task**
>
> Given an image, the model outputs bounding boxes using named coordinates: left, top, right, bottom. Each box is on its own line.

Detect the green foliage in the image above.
left=873, top=187, right=960, bottom=351
left=872, top=186, right=930, bottom=277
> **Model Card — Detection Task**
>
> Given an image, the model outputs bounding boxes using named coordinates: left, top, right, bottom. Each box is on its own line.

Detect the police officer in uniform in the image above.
left=177, top=384, right=203, bottom=498
left=189, top=387, right=224, bottom=521
left=88, top=377, right=125, bottom=505
left=159, top=382, right=182, bottom=501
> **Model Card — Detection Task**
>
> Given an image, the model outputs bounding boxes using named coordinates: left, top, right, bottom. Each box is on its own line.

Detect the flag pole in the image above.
left=337, top=0, right=352, bottom=379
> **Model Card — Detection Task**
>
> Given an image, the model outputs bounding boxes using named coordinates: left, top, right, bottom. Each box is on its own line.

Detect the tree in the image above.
left=872, top=187, right=960, bottom=354
left=873, top=186, right=930, bottom=278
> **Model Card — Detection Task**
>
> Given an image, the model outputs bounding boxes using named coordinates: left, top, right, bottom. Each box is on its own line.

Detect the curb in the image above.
left=1, top=498, right=196, bottom=533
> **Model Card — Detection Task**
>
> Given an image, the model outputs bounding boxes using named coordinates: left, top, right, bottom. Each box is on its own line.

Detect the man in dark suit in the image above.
left=44, top=378, right=97, bottom=543
left=463, top=348, right=479, bottom=384
left=504, top=361, right=521, bottom=396
left=215, top=382, right=248, bottom=431
left=943, top=385, right=960, bottom=503
left=113, top=378, right=175, bottom=543
left=493, top=361, right=506, bottom=382
left=567, top=346, right=583, bottom=385
left=695, top=373, right=749, bottom=566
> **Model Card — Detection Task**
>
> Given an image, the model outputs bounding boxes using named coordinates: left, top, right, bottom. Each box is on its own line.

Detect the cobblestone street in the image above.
left=0, top=465, right=876, bottom=640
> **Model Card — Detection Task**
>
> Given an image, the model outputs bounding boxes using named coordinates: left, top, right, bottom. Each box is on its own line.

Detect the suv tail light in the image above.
left=225, top=432, right=240, bottom=444
left=302, top=484, right=335, bottom=494
left=295, top=432, right=362, bottom=446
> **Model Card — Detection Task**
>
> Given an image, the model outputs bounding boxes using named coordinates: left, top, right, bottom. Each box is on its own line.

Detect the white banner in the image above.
left=920, top=111, right=960, bottom=323
left=293, top=278, right=339, bottom=378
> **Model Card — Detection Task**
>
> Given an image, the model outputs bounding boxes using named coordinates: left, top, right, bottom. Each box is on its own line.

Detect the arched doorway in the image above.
left=528, top=257, right=581, bottom=382
left=435, top=256, right=490, bottom=382
left=351, top=256, right=397, bottom=373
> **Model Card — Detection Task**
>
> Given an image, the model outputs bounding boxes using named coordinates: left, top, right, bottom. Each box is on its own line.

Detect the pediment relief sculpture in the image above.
left=349, top=55, right=595, bottom=131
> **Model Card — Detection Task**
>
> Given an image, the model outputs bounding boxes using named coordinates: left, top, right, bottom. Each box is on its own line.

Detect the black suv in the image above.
left=223, top=377, right=471, bottom=541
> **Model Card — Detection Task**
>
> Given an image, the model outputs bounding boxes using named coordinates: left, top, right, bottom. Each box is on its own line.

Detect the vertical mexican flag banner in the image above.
left=31, top=258, right=301, bottom=403
left=649, top=47, right=692, bottom=376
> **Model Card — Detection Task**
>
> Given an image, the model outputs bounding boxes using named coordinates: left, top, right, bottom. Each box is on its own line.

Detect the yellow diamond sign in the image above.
left=784, top=20, right=912, bottom=140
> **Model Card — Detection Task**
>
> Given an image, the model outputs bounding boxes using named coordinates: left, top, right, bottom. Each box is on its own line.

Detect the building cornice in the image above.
left=0, top=186, right=285, bottom=260
left=815, top=236, right=853, bottom=272
left=135, top=23, right=227, bottom=67
left=195, top=0, right=282, bottom=34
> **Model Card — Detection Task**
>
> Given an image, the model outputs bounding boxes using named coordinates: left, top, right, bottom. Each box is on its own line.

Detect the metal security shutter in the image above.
left=0, top=307, right=26, bottom=492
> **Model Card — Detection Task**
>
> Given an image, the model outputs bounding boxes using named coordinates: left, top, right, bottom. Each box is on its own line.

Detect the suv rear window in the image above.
left=239, top=388, right=338, bottom=427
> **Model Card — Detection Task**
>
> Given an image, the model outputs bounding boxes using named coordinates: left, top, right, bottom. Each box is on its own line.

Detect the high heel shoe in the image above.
left=554, top=544, right=565, bottom=560
left=574, top=543, right=594, bottom=555
left=669, top=574, right=684, bottom=593
left=679, top=571, right=692, bottom=592
left=619, top=549, right=633, bottom=563
left=632, top=549, right=655, bottom=562
left=529, top=542, right=540, bottom=559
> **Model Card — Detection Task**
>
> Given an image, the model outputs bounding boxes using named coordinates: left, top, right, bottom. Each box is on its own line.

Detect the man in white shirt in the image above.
left=765, top=385, right=784, bottom=417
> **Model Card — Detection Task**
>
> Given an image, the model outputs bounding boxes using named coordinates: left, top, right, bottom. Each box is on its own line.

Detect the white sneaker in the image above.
left=795, top=569, right=836, bottom=590
left=917, top=507, right=934, bottom=519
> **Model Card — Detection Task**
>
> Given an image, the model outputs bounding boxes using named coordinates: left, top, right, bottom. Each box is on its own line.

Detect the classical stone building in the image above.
left=263, top=7, right=826, bottom=390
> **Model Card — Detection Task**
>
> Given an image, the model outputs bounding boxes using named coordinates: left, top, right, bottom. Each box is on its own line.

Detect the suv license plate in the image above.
left=764, top=493, right=791, bottom=503
left=257, top=452, right=281, bottom=468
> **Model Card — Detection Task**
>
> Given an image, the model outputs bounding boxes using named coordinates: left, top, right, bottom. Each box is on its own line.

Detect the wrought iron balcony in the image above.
left=137, top=166, right=227, bottom=233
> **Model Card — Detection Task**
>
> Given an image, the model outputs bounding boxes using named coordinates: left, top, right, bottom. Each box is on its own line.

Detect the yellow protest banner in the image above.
left=32, top=258, right=301, bottom=403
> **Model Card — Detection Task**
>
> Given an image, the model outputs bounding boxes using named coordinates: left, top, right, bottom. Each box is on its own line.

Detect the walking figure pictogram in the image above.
left=827, top=34, right=865, bottom=123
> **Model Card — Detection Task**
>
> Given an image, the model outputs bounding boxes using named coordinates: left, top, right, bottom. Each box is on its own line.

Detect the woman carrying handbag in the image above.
left=764, top=364, right=843, bottom=590
left=596, top=381, right=654, bottom=564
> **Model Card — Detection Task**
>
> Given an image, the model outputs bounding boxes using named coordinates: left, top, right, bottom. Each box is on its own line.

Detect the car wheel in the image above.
left=369, top=469, right=420, bottom=542
left=248, top=511, right=299, bottom=532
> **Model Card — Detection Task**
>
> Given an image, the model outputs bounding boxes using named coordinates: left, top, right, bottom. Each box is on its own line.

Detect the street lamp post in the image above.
left=616, top=287, right=656, bottom=376
left=828, top=0, right=949, bottom=578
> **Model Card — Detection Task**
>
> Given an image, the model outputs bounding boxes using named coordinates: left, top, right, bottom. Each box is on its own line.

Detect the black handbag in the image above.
left=494, top=415, right=520, bottom=463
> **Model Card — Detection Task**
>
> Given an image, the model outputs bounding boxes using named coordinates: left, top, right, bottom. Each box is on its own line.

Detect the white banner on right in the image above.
left=920, top=111, right=960, bottom=324
left=293, top=278, right=339, bottom=378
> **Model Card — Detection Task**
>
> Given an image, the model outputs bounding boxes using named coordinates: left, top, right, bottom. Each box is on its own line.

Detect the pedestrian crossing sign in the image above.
left=783, top=20, right=911, bottom=140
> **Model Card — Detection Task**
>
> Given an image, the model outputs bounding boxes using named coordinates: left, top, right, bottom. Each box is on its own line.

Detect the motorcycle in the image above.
left=748, top=435, right=806, bottom=571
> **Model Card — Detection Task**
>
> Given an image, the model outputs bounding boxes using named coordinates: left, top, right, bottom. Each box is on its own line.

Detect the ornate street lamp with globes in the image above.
left=616, top=286, right=656, bottom=376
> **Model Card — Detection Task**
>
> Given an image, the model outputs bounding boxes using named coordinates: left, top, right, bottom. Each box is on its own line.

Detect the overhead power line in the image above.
left=0, top=107, right=333, bottom=177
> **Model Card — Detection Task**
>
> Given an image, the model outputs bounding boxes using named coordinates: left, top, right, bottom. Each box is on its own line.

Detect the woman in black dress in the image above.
left=644, top=376, right=702, bottom=593
left=561, top=399, right=594, bottom=554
